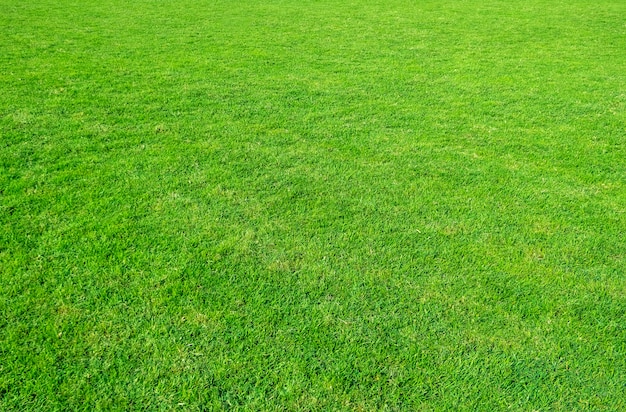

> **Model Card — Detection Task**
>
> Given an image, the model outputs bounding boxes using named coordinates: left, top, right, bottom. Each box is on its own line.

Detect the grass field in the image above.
left=1, top=0, right=625, bottom=410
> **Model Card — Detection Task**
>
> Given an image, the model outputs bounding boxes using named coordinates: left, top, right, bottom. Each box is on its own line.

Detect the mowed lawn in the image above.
left=1, top=0, right=625, bottom=410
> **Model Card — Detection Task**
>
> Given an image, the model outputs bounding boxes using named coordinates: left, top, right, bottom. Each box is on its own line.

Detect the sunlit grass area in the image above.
left=1, top=0, right=625, bottom=409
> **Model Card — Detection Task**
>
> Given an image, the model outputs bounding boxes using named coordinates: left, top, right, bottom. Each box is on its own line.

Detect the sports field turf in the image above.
left=1, top=0, right=625, bottom=410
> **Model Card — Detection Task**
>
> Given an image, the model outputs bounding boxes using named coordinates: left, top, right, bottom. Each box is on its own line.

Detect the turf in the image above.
left=1, top=0, right=625, bottom=410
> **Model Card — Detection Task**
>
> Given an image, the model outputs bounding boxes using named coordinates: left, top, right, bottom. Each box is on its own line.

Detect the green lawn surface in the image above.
left=1, top=0, right=625, bottom=410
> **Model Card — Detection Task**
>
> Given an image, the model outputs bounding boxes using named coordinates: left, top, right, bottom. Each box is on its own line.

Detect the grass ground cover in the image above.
left=1, top=0, right=625, bottom=409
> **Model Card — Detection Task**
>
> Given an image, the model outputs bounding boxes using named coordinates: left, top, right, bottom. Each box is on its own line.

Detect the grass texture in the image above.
left=1, top=0, right=625, bottom=410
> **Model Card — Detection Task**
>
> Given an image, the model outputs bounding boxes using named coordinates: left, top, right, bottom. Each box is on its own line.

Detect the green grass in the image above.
left=1, top=0, right=625, bottom=409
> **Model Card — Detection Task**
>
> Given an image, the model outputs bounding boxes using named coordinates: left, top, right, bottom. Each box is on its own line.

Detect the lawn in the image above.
left=1, top=0, right=625, bottom=410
